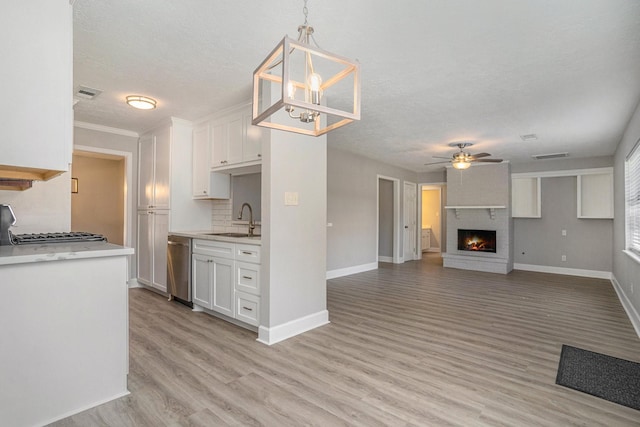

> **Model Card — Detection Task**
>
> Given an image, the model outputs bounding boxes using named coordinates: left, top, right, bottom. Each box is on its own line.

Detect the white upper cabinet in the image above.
left=138, top=127, right=171, bottom=209
left=1, top=1, right=73, bottom=179
left=208, top=104, right=267, bottom=170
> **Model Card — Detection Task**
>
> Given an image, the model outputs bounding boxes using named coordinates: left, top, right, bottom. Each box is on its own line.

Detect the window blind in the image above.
left=626, top=139, right=640, bottom=255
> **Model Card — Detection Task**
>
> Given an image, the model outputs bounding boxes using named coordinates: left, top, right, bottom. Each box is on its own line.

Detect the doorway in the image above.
left=377, top=175, right=401, bottom=264
left=420, top=184, right=446, bottom=254
left=403, top=181, right=417, bottom=261
left=72, top=146, right=132, bottom=247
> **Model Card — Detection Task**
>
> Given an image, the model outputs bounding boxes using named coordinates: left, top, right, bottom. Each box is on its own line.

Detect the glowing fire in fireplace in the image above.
left=457, top=229, right=497, bottom=253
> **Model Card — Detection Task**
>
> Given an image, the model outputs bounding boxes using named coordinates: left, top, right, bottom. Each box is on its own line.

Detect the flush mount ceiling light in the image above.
left=126, top=95, right=157, bottom=110
left=252, top=0, right=361, bottom=137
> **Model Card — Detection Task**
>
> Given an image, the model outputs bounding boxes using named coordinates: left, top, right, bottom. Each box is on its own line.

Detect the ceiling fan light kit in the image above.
left=251, top=0, right=360, bottom=137
left=425, top=142, right=503, bottom=169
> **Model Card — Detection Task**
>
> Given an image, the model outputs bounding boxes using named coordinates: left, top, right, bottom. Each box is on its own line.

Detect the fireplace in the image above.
left=457, top=229, right=497, bottom=253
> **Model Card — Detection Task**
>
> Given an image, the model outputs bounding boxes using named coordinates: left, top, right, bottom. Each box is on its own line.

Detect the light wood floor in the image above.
left=52, top=255, right=640, bottom=426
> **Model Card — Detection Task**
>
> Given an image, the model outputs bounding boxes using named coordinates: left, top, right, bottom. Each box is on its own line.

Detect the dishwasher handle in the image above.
left=168, top=241, right=189, bottom=247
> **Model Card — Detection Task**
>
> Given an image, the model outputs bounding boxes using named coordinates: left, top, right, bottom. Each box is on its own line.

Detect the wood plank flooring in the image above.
left=52, top=255, right=640, bottom=426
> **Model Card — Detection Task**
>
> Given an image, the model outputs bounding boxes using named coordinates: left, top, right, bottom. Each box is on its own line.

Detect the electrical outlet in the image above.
left=631, top=283, right=635, bottom=294
left=561, top=255, right=567, bottom=262
left=562, top=229, right=567, bottom=236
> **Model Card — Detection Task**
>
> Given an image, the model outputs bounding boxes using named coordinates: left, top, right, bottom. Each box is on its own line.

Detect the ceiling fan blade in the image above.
left=431, top=155, right=452, bottom=160
left=424, top=160, right=450, bottom=166
left=473, top=158, right=503, bottom=163
left=469, top=152, right=491, bottom=159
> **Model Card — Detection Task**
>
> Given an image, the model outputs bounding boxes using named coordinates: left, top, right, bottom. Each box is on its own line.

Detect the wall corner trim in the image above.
left=326, top=262, right=378, bottom=279
left=257, top=310, right=330, bottom=345
left=611, top=275, right=640, bottom=340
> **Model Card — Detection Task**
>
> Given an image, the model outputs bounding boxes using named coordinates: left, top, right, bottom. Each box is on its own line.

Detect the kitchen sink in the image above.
left=204, top=232, right=260, bottom=238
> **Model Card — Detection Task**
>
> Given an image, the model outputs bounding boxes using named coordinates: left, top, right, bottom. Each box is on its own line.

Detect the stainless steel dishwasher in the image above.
left=167, top=235, right=192, bottom=307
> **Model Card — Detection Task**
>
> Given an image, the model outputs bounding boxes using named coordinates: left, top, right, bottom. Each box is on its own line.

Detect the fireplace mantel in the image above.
left=445, top=205, right=506, bottom=220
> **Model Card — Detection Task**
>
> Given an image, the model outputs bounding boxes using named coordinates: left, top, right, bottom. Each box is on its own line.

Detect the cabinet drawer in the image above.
left=235, top=244, right=261, bottom=263
left=235, top=292, right=260, bottom=326
left=235, top=261, right=260, bottom=295
left=193, top=239, right=235, bottom=259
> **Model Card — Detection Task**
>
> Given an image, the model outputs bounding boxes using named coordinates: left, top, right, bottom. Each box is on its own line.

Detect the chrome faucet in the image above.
left=237, top=203, right=255, bottom=237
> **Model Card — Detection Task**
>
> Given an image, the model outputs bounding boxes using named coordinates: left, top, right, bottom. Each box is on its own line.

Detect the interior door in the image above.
left=403, top=181, right=417, bottom=261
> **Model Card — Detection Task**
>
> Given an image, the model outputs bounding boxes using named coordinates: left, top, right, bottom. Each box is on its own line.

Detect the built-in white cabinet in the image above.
left=192, top=238, right=261, bottom=327
left=511, top=168, right=613, bottom=220
left=137, top=118, right=212, bottom=294
left=512, top=177, right=541, bottom=218
left=138, top=127, right=171, bottom=209
left=577, top=171, right=614, bottom=219
left=1, top=1, right=73, bottom=180
left=192, top=122, right=231, bottom=199
left=421, top=229, right=431, bottom=252
left=137, top=210, right=169, bottom=292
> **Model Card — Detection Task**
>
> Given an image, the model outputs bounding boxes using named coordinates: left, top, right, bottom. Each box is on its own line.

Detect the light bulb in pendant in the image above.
left=307, top=73, right=322, bottom=105
left=287, top=81, right=296, bottom=99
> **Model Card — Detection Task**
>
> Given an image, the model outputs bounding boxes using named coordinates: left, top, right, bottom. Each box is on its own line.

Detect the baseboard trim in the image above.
left=39, top=390, right=130, bottom=427
left=127, top=279, right=143, bottom=289
left=326, top=262, right=378, bottom=279
left=378, top=256, right=393, bottom=263
left=611, top=275, right=640, bottom=339
left=513, top=263, right=612, bottom=279
left=257, top=310, right=329, bottom=345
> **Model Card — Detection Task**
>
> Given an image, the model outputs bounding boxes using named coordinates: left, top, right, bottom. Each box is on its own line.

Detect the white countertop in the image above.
left=170, top=230, right=262, bottom=245
left=0, top=241, right=134, bottom=266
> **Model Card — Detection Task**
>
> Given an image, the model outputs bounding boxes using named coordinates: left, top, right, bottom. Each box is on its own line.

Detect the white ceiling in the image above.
left=73, top=0, right=640, bottom=172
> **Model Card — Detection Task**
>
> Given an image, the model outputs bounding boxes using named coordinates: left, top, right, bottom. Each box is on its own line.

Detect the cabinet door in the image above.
left=211, top=121, right=228, bottom=167
left=212, top=257, right=235, bottom=318
left=192, top=123, right=211, bottom=198
left=138, top=135, right=155, bottom=209
left=227, top=112, right=244, bottom=165
left=243, top=113, right=264, bottom=162
left=153, top=126, right=171, bottom=210
left=151, top=211, right=169, bottom=292
left=136, top=211, right=152, bottom=286
left=4, top=1, right=72, bottom=173
left=192, top=254, right=213, bottom=308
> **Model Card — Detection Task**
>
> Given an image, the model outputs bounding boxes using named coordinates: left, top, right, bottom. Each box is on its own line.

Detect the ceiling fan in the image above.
left=425, top=142, right=503, bottom=170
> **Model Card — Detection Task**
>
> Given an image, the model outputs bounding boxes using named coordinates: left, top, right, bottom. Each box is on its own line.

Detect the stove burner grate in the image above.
left=11, top=231, right=107, bottom=245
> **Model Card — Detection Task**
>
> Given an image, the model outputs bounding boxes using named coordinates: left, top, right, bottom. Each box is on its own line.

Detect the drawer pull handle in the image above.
left=242, top=306, right=253, bottom=311
left=241, top=251, right=253, bottom=255
left=242, top=275, right=252, bottom=280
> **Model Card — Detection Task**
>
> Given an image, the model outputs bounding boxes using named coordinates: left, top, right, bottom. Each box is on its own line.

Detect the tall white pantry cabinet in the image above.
left=136, top=118, right=212, bottom=292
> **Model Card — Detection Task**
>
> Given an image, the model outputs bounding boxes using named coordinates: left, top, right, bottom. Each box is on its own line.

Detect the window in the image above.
left=626, top=138, right=640, bottom=256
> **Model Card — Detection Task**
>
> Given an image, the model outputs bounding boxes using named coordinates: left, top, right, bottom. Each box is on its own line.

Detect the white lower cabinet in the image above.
left=192, top=239, right=261, bottom=328
left=137, top=210, right=169, bottom=292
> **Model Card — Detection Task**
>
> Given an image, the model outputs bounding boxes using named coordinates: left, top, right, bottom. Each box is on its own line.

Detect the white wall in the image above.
left=0, top=172, right=70, bottom=233
left=326, top=147, right=420, bottom=272
left=613, top=100, right=640, bottom=335
left=259, top=130, right=328, bottom=344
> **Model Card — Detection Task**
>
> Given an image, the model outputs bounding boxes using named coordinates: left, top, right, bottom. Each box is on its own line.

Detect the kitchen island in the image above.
left=0, top=241, right=133, bottom=427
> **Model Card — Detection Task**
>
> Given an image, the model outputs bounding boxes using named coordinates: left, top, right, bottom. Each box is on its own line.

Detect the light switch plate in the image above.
left=285, top=192, right=299, bottom=206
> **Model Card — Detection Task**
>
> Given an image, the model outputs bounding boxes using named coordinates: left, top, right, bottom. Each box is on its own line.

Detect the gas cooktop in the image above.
left=11, top=232, right=107, bottom=245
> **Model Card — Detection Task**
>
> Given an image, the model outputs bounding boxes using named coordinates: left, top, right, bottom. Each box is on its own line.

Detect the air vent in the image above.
left=531, top=152, right=569, bottom=160
left=75, top=85, right=102, bottom=100
left=520, top=134, right=538, bottom=141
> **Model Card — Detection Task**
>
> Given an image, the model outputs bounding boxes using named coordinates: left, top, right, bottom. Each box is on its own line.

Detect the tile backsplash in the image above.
left=211, top=199, right=261, bottom=234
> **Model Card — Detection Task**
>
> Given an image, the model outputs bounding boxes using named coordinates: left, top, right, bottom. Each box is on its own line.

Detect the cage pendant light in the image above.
left=252, top=1, right=361, bottom=137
